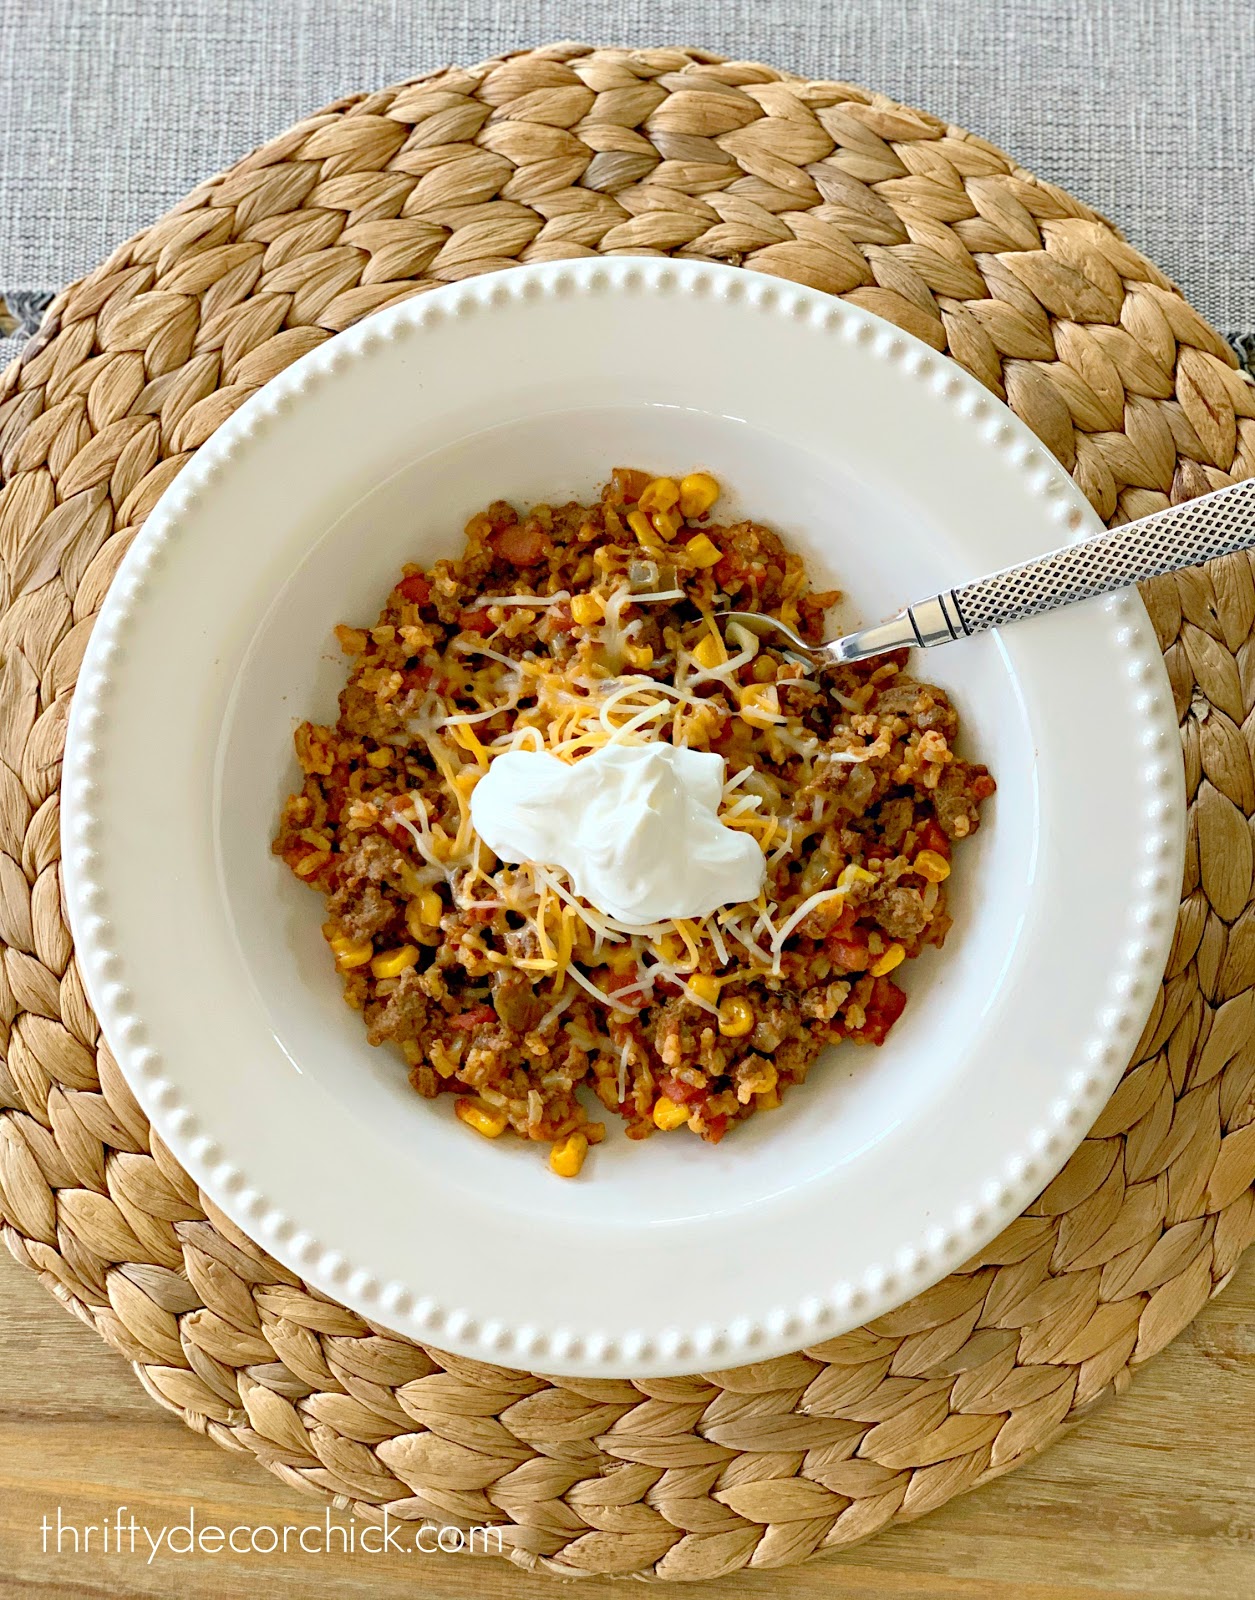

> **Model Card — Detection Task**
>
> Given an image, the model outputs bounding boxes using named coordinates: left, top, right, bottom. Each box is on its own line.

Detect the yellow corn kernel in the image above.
left=718, top=996, right=755, bottom=1037
left=371, top=944, right=420, bottom=980
left=605, top=945, right=638, bottom=974
left=687, top=973, right=722, bottom=1005
left=651, top=507, right=683, bottom=541
left=330, top=935, right=373, bottom=970
left=398, top=864, right=426, bottom=897
left=570, top=592, right=604, bottom=626
left=836, top=862, right=877, bottom=893
left=870, top=943, right=906, bottom=977
left=692, top=631, right=726, bottom=671
left=914, top=848, right=951, bottom=883
left=403, top=889, right=443, bottom=942
left=684, top=532, right=722, bottom=568
left=738, top=683, right=783, bottom=726
left=653, top=1096, right=690, bottom=1131
left=549, top=1130, right=589, bottom=1178
left=756, top=1086, right=782, bottom=1110
left=364, top=747, right=392, bottom=768
left=637, top=477, right=680, bottom=514
left=624, top=642, right=654, bottom=669
left=456, top=1097, right=508, bottom=1139
left=678, top=472, right=720, bottom=519
left=627, top=509, right=661, bottom=548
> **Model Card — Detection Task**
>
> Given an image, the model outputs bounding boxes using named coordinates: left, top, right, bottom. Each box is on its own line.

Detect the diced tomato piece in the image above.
left=972, top=773, right=996, bottom=801
left=858, top=977, right=907, bottom=1045
left=458, top=607, right=496, bottom=635
left=450, top=1005, right=497, bottom=1030
left=491, top=522, right=552, bottom=566
left=828, top=940, right=870, bottom=973
left=656, top=1072, right=707, bottom=1107
left=916, top=818, right=951, bottom=859
left=863, top=841, right=892, bottom=864
left=604, top=970, right=643, bottom=994
left=826, top=920, right=870, bottom=972
left=702, top=1114, right=729, bottom=1144
left=395, top=573, right=431, bottom=606
left=828, top=904, right=857, bottom=937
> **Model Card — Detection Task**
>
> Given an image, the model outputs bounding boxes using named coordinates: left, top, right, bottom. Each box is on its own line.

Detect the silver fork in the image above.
left=719, top=476, right=1255, bottom=668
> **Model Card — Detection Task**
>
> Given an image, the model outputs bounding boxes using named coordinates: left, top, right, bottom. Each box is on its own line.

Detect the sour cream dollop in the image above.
left=469, top=743, right=766, bottom=925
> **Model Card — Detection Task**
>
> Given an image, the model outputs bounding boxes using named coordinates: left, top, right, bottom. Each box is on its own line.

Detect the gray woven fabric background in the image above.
left=1, top=0, right=1252, bottom=370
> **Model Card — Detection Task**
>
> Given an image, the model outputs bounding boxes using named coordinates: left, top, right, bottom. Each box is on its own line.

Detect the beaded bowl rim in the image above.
left=60, top=256, right=1184, bottom=1375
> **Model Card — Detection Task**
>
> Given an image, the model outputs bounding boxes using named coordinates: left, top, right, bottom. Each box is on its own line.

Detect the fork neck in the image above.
left=822, top=596, right=966, bottom=667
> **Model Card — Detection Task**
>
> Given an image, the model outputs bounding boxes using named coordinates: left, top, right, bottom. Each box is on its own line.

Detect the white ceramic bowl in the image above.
left=62, top=259, right=1184, bottom=1377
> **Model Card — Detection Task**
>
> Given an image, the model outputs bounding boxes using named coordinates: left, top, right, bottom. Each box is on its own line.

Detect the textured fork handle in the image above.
left=930, top=477, right=1255, bottom=638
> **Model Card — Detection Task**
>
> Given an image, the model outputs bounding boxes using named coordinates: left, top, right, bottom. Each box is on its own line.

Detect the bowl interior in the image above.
left=218, top=400, right=1035, bottom=1229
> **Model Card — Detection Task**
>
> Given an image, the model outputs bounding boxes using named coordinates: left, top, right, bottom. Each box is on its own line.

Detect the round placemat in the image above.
left=1, top=44, right=1253, bottom=1581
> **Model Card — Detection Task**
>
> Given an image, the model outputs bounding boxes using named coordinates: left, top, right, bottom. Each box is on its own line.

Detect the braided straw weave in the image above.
left=1, top=43, right=1254, bottom=1581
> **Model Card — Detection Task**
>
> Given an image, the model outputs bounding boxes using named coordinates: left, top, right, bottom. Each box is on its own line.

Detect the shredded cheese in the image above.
left=392, top=807, right=451, bottom=880
left=553, top=903, right=576, bottom=990
left=565, top=959, right=639, bottom=1014
left=449, top=720, right=489, bottom=768
left=381, top=570, right=878, bottom=1015
left=470, top=590, right=569, bottom=609
left=440, top=705, right=509, bottom=727
left=617, top=1038, right=632, bottom=1102
left=538, top=986, right=575, bottom=1033
left=770, top=888, right=847, bottom=953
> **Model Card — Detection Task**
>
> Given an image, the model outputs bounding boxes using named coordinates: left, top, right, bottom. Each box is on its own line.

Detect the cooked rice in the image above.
left=273, top=468, right=995, bottom=1171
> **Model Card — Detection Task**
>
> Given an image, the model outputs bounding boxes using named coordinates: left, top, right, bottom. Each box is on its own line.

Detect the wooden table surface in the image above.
left=2, top=1252, right=1252, bottom=1600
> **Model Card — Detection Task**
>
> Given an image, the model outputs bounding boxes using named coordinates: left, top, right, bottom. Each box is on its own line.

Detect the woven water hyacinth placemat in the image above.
left=1, top=43, right=1254, bottom=1581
